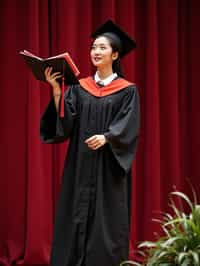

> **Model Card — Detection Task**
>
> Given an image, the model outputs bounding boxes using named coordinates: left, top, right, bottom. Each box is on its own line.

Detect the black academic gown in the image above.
left=40, top=80, right=140, bottom=266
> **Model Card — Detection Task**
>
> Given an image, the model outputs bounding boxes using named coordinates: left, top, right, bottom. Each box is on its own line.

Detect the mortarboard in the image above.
left=91, top=19, right=136, bottom=58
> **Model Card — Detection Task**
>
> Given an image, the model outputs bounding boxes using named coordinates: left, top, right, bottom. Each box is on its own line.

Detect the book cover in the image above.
left=20, top=50, right=80, bottom=85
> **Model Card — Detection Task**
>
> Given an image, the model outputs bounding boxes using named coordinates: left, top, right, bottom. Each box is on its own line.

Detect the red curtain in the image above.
left=0, top=0, right=200, bottom=265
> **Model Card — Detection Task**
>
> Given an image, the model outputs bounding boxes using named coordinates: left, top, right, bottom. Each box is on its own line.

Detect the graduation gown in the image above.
left=40, top=77, right=140, bottom=266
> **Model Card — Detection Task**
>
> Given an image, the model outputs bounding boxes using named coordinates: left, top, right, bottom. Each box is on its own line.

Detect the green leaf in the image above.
left=190, top=183, right=198, bottom=206
left=190, top=250, right=199, bottom=265
left=171, top=191, right=194, bottom=211
left=133, top=190, right=200, bottom=266
left=157, top=250, right=172, bottom=259
left=178, top=252, right=189, bottom=264
left=192, top=205, right=200, bottom=227
left=164, top=213, right=174, bottom=221
left=138, top=241, right=156, bottom=248
left=181, top=257, right=192, bottom=266
left=120, top=261, right=142, bottom=266
left=161, top=225, right=171, bottom=237
left=159, top=263, right=175, bottom=266
left=161, top=236, right=184, bottom=248
left=169, top=200, right=182, bottom=218
left=164, top=217, right=187, bottom=227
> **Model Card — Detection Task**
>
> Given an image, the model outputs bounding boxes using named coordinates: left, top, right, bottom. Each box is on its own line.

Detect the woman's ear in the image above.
left=112, top=51, right=119, bottom=61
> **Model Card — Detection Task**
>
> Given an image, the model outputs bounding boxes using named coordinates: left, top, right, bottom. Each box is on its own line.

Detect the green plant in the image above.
left=121, top=190, right=200, bottom=266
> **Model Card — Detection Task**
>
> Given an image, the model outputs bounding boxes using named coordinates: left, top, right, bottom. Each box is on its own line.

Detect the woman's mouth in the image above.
left=94, top=57, right=102, bottom=62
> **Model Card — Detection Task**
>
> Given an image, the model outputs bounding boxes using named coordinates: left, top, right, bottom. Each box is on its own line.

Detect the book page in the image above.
left=47, top=52, right=69, bottom=60
left=21, top=50, right=43, bottom=60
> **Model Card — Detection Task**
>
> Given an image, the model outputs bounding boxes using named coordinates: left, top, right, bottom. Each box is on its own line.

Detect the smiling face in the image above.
left=90, top=36, right=119, bottom=69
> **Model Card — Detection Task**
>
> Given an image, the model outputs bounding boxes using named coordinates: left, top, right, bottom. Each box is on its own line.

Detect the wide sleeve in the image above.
left=104, top=86, right=140, bottom=175
left=40, top=85, right=78, bottom=143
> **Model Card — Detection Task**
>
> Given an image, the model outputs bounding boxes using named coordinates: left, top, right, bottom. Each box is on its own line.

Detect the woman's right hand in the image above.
left=44, top=67, right=62, bottom=93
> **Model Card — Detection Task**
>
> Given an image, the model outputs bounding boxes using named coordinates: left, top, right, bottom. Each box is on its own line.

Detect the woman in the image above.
left=40, top=20, right=140, bottom=266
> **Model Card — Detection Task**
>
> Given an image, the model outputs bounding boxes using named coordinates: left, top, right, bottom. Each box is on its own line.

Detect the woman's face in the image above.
left=90, top=36, right=118, bottom=68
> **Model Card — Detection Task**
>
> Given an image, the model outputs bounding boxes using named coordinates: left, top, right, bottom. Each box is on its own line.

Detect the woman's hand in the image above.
left=85, top=135, right=107, bottom=150
left=44, top=67, right=62, bottom=93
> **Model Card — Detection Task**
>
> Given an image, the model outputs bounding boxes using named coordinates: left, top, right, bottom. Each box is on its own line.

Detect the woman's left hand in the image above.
left=85, top=135, right=107, bottom=150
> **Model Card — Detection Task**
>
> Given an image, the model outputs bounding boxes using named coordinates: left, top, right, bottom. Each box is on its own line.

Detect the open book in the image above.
left=19, top=50, right=80, bottom=85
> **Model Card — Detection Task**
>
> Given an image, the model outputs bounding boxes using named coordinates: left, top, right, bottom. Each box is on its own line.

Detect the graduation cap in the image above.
left=91, top=20, right=136, bottom=57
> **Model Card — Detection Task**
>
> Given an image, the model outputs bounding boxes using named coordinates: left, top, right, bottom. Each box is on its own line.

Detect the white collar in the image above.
left=94, top=72, right=118, bottom=86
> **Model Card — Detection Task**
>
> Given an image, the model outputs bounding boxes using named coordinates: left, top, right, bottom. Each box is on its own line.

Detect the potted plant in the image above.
left=121, top=190, right=200, bottom=266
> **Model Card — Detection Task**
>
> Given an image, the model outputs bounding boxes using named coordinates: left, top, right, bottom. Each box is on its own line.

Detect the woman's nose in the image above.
left=94, top=47, right=101, bottom=54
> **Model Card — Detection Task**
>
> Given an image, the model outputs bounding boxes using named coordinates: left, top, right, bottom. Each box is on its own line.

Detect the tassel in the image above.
left=60, top=75, right=65, bottom=117
left=60, top=62, right=65, bottom=117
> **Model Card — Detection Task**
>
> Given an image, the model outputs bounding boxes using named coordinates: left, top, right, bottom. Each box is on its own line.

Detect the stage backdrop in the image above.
left=0, top=0, right=200, bottom=265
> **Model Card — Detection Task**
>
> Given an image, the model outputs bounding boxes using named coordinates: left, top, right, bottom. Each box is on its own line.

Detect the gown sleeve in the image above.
left=104, top=86, right=140, bottom=175
left=40, top=85, right=78, bottom=143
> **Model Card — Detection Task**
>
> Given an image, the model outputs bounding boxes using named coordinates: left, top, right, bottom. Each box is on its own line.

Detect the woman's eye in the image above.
left=91, top=46, right=106, bottom=50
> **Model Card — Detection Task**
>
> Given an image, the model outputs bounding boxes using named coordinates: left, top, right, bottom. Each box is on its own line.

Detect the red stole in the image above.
left=79, top=76, right=134, bottom=97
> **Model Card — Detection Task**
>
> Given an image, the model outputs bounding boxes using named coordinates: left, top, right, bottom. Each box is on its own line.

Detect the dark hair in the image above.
left=94, top=32, right=124, bottom=77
